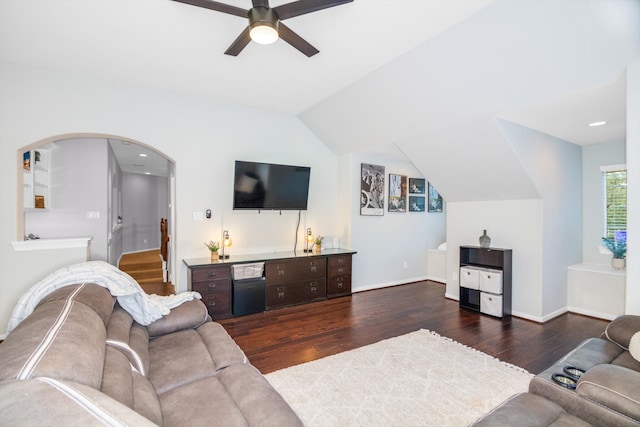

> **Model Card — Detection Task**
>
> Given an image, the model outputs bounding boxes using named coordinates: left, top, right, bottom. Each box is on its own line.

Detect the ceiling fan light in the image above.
left=250, top=24, right=278, bottom=44
left=248, top=7, right=279, bottom=45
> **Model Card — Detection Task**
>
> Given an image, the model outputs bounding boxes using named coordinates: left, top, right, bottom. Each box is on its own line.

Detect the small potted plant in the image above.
left=314, top=236, right=323, bottom=253
left=205, top=240, right=220, bottom=262
left=602, top=231, right=626, bottom=270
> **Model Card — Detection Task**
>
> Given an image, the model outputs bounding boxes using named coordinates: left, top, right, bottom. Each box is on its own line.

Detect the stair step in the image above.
left=119, top=249, right=165, bottom=286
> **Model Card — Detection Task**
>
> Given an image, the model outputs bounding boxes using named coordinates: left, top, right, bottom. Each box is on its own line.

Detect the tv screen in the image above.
left=233, top=160, right=311, bottom=210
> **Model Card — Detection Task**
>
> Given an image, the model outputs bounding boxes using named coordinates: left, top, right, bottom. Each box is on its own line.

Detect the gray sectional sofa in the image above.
left=0, top=283, right=303, bottom=426
left=472, top=314, right=640, bottom=426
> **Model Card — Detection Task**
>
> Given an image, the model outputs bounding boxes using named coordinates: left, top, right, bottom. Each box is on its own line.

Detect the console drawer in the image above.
left=201, top=293, right=232, bottom=319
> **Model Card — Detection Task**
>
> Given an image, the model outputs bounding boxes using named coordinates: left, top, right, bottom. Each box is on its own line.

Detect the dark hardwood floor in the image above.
left=218, top=281, right=609, bottom=375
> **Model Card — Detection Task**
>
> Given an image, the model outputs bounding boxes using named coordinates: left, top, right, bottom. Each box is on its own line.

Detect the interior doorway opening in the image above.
left=17, top=133, right=176, bottom=287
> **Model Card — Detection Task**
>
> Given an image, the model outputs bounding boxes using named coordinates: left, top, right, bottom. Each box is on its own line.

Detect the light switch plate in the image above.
left=193, top=211, right=204, bottom=221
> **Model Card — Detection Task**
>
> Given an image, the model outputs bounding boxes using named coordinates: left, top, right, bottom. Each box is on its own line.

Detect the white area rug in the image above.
left=265, top=329, right=533, bottom=427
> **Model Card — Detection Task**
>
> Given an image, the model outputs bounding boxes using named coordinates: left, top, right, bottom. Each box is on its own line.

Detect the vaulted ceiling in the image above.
left=1, top=0, right=639, bottom=201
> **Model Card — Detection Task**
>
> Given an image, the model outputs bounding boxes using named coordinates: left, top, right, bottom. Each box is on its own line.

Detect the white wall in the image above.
left=349, top=152, right=446, bottom=292
left=446, top=200, right=544, bottom=320
left=122, top=172, right=168, bottom=253
left=500, top=120, right=583, bottom=318
left=626, top=60, right=640, bottom=314
left=581, top=141, right=626, bottom=264
left=23, top=138, right=111, bottom=261
left=0, top=62, right=342, bottom=334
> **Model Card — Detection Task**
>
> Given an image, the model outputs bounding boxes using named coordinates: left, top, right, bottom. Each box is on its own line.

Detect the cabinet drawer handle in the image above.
left=278, top=270, right=285, bottom=277
left=208, top=283, right=217, bottom=289
left=277, top=286, right=285, bottom=292
left=337, top=258, right=344, bottom=264
left=278, top=291, right=285, bottom=298
left=208, top=300, right=217, bottom=307
left=310, top=266, right=317, bottom=272
left=208, top=271, right=216, bottom=278
left=310, top=287, right=317, bottom=293
left=310, top=281, right=317, bottom=286
left=337, top=268, right=344, bottom=274
left=337, top=282, right=343, bottom=288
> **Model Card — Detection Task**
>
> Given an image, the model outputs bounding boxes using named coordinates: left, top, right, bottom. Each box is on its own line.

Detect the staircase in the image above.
left=118, top=249, right=174, bottom=295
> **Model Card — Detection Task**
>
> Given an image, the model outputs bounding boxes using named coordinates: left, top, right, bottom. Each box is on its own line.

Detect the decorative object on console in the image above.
left=205, top=240, right=220, bottom=262
left=304, top=228, right=314, bottom=253
left=427, top=182, right=443, bottom=212
left=479, top=230, right=491, bottom=248
left=314, top=236, right=323, bottom=253
left=221, top=230, right=232, bottom=259
left=602, top=232, right=626, bottom=270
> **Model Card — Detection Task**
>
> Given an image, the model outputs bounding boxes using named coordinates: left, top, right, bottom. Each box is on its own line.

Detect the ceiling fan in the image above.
left=172, top=0, right=353, bottom=57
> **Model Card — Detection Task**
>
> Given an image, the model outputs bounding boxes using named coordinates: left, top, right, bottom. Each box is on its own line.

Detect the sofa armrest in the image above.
left=0, top=378, right=158, bottom=426
left=147, top=299, right=210, bottom=338
left=604, top=315, right=640, bottom=349
left=577, top=364, right=640, bottom=422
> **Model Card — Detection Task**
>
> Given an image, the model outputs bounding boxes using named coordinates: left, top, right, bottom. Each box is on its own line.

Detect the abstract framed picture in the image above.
left=428, top=182, right=443, bottom=213
left=388, top=174, right=407, bottom=213
left=409, top=196, right=425, bottom=212
left=360, top=163, right=385, bottom=216
left=409, top=178, right=425, bottom=194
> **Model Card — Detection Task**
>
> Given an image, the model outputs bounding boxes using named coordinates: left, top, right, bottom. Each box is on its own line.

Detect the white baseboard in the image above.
left=426, top=275, right=446, bottom=284
left=567, top=306, right=618, bottom=321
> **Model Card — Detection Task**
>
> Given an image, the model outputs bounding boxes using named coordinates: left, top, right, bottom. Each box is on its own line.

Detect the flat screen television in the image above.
left=233, top=160, right=311, bottom=210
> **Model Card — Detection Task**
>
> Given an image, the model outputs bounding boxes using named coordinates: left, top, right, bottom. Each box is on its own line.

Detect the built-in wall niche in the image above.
left=22, top=144, right=54, bottom=211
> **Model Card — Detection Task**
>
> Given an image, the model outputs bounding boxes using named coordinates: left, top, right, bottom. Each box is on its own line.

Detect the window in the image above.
left=601, top=164, right=627, bottom=239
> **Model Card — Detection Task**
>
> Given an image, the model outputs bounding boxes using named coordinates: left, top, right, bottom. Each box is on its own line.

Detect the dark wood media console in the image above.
left=184, top=249, right=356, bottom=320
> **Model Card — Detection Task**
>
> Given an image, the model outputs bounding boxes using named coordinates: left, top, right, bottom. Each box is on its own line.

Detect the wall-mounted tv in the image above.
left=233, top=160, right=311, bottom=210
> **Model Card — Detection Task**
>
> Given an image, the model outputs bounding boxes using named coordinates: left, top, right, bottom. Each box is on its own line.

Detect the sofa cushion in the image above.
left=0, top=378, right=157, bottom=426
left=147, top=299, right=210, bottom=338
left=101, top=347, right=163, bottom=425
left=604, top=315, right=640, bottom=350
left=106, top=305, right=151, bottom=376
left=576, top=364, right=640, bottom=422
left=0, top=284, right=111, bottom=388
left=470, top=392, right=592, bottom=426
left=36, top=283, right=116, bottom=326
left=148, top=321, right=247, bottom=394
left=157, top=364, right=303, bottom=427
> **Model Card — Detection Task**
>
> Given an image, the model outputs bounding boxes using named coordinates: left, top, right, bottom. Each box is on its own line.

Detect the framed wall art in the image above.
left=409, top=196, right=425, bottom=212
left=428, top=182, right=443, bottom=212
left=388, top=174, right=407, bottom=212
left=360, top=163, right=385, bottom=216
left=409, top=178, right=425, bottom=194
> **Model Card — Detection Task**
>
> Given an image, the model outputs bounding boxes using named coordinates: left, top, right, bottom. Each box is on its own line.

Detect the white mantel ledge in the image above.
left=12, top=237, right=92, bottom=252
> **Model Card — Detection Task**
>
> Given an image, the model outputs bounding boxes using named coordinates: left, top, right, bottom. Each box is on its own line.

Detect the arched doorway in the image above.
left=17, top=133, right=176, bottom=288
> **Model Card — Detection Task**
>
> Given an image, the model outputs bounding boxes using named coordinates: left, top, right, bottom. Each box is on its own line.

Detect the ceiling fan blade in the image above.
left=172, top=0, right=247, bottom=18
left=274, top=0, right=353, bottom=20
left=224, top=26, right=252, bottom=56
left=278, top=22, right=319, bottom=57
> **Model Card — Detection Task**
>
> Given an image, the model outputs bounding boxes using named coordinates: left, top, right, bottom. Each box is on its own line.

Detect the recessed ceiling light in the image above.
left=145, top=172, right=151, bottom=175
left=139, top=153, right=148, bottom=157
left=588, top=121, right=607, bottom=127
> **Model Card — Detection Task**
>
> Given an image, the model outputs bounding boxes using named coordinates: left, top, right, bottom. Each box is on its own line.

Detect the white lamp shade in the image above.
left=250, top=24, right=278, bottom=45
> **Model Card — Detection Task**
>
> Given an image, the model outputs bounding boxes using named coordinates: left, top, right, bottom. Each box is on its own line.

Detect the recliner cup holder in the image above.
left=552, top=366, right=585, bottom=389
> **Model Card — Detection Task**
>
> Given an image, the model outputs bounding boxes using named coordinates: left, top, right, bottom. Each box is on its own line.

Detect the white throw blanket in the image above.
left=7, top=260, right=201, bottom=333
